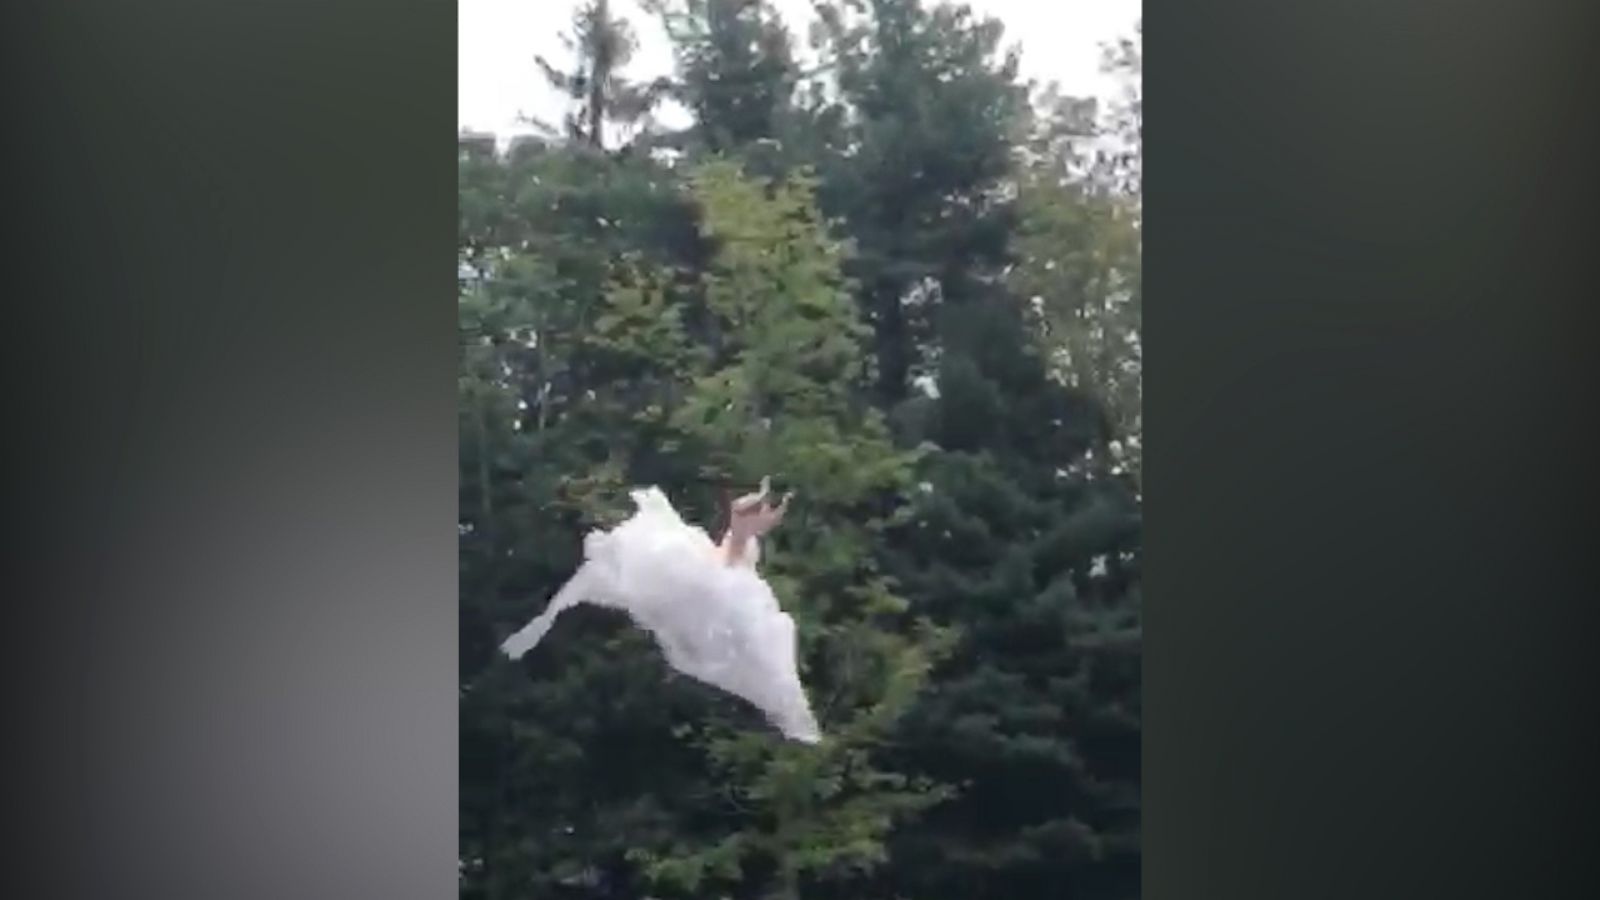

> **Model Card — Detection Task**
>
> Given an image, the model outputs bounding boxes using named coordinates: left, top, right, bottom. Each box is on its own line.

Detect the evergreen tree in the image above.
left=625, top=160, right=950, bottom=900
left=648, top=0, right=799, bottom=158
left=872, top=223, right=1142, bottom=900
left=458, top=135, right=713, bottom=900
left=867, top=20, right=1144, bottom=897
left=534, top=0, right=672, bottom=150
left=805, top=0, right=1028, bottom=408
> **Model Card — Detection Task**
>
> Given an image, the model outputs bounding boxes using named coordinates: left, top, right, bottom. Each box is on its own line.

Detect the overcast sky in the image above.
left=459, top=0, right=1140, bottom=137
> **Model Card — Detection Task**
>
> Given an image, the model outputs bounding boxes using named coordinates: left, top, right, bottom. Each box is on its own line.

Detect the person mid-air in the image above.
left=500, top=477, right=820, bottom=743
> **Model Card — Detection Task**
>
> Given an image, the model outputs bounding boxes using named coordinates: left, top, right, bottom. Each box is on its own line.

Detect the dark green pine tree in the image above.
left=647, top=0, right=799, bottom=160
left=876, top=290, right=1143, bottom=899
left=458, top=130, right=718, bottom=900
left=804, top=0, right=1028, bottom=409
left=864, top=27, right=1145, bottom=890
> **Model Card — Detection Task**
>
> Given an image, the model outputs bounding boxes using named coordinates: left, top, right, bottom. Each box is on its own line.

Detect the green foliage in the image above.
left=459, top=7, right=1142, bottom=900
left=804, top=0, right=1029, bottom=406
left=648, top=0, right=799, bottom=158
left=534, top=0, right=673, bottom=149
left=1009, top=176, right=1141, bottom=483
left=1009, top=20, right=1143, bottom=486
left=633, top=160, right=953, bottom=899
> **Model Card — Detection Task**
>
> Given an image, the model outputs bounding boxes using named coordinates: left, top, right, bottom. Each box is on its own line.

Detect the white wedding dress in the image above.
left=501, top=487, right=822, bottom=743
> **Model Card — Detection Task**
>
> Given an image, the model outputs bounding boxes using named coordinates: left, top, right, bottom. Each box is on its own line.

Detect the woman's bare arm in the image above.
left=717, top=480, right=792, bottom=568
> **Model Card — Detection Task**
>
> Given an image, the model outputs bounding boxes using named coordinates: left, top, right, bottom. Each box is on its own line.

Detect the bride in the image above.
left=501, top=477, right=822, bottom=743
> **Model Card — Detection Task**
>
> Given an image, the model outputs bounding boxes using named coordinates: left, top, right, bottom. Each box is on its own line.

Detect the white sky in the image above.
left=459, top=0, right=1140, bottom=137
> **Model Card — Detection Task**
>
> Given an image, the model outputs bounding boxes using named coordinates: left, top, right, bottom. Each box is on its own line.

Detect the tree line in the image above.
left=459, top=3, right=1141, bottom=898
